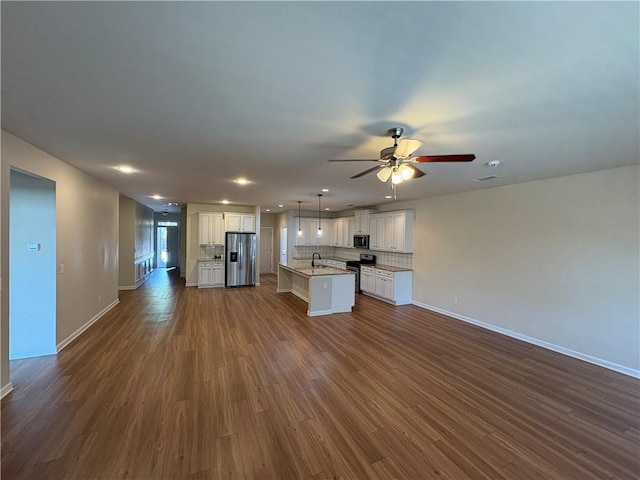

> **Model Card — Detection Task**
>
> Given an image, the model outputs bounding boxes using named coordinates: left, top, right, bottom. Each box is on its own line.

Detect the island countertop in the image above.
left=277, top=263, right=355, bottom=316
left=278, top=261, right=353, bottom=277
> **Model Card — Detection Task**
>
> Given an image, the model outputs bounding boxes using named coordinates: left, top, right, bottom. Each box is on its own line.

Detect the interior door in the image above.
left=260, top=227, right=273, bottom=274
left=165, top=226, right=179, bottom=267
left=280, top=227, right=287, bottom=263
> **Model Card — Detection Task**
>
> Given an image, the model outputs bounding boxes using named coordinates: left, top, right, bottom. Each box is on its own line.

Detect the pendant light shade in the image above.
left=316, top=193, right=323, bottom=237
left=297, top=201, right=303, bottom=237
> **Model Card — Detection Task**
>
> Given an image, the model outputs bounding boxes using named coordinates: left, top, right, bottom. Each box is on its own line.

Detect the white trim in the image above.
left=56, top=299, right=119, bottom=352
left=118, top=271, right=152, bottom=290
left=1, top=383, right=14, bottom=399
left=185, top=282, right=198, bottom=287
left=412, top=300, right=640, bottom=379
left=307, top=308, right=333, bottom=317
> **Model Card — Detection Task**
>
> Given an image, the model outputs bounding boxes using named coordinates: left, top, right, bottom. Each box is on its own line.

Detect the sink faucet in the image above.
left=311, top=252, right=322, bottom=267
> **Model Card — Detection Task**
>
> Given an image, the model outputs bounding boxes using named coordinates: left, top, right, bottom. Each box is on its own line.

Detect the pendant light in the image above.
left=316, top=193, right=323, bottom=237
left=297, top=201, right=303, bottom=237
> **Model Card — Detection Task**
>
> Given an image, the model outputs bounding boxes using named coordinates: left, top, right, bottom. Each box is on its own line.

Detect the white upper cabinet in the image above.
left=241, top=214, right=256, bottom=233
left=224, top=213, right=256, bottom=232
left=294, top=217, right=333, bottom=246
left=198, top=213, right=224, bottom=245
left=344, top=217, right=354, bottom=247
left=330, top=217, right=354, bottom=248
left=368, top=211, right=414, bottom=253
left=353, top=210, right=371, bottom=235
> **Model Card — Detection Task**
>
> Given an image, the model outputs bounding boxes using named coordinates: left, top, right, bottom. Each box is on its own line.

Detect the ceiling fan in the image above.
left=329, top=127, right=475, bottom=198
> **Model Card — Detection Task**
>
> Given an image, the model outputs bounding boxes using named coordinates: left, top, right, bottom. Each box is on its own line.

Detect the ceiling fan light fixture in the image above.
left=377, top=167, right=392, bottom=183
left=398, top=163, right=415, bottom=180
left=394, top=138, right=423, bottom=158
left=391, top=168, right=404, bottom=185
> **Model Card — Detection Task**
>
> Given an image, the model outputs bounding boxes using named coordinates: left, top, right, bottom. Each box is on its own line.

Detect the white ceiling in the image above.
left=2, top=2, right=638, bottom=213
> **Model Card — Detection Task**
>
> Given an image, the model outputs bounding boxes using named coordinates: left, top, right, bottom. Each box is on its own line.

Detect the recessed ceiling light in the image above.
left=265, top=209, right=271, bottom=212
left=278, top=204, right=284, bottom=208
left=116, top=166, right=136, bottom=174
left=325, top=207, right=330, bottom=211
left=152, top=194, right=163, bottom=200
left=384, top=195, right=393, bottom=199
left=487, top=160, right=501, bottom=167
left=234, top=177, right=250, bottom=185
left=321, top=188, right=329, bottom=192
left=221, top=199, right=230, bottom=205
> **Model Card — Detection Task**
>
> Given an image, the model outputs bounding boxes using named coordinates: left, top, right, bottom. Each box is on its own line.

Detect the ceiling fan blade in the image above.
left=351, top=165, right=382, bottom=179
left=409, top=164, right=426, bottom=178
left=394, top=138, right=423, bottom=158
left=413, top=154, right=476, bottom=163
left=328, top=158, right=379, bottom=162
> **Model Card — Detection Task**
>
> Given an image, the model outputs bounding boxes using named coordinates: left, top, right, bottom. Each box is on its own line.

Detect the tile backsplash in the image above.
left=198, top=244, right=224, bottom=260
left=292, top=246, right=412, bottom=269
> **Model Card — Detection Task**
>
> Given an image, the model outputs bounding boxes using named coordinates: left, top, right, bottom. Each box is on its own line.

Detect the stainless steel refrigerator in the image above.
left=225, top=232, right=257, bottom=287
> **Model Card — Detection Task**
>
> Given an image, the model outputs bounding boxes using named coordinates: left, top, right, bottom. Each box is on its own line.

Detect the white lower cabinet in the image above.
left=198, top=261, right=225, bottom=288
left=360, top=266, right=412, bottom=305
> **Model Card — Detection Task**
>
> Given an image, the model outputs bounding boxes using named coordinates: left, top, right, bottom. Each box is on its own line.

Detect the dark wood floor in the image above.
left=2, top=269, right=639, bottom=479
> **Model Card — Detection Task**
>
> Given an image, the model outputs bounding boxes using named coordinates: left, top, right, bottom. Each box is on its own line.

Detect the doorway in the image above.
left=260, top=227, right=273, bottom=274
left=156, top=221, right=178, bottom=268
left=9, top=170, right=57, bottom=359
left=280, top=227, right=287, bottom=264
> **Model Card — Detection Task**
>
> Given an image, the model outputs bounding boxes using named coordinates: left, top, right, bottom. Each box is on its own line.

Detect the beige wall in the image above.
left=384, top=165, right=639, bottom=373
left=118, top=195, right=136, bottom=286
left=118, top=194, right=154, bottom=288
left=1, top=131, right=119, bottom=394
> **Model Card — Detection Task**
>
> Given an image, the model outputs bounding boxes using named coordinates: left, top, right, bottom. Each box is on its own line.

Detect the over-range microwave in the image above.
left=353, top=234, right=370, bottom=249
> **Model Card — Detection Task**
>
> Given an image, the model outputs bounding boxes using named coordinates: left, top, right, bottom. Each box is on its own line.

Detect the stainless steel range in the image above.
left=346, top=253, right=376, bottom=293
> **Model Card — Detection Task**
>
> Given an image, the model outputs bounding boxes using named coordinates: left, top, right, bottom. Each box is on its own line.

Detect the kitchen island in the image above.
left=277, top=261, right=355, bottom=316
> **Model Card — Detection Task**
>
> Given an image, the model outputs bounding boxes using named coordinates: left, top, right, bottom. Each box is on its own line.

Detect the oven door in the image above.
left=347, top=266, right=360, bottom=292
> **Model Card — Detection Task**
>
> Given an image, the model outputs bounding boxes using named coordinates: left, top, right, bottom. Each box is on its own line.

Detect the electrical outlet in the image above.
left=452, top=296, right=458, bottom=305
left=59, top=263, right=65, bottom=274
left=97, top=294, right=102, bottom=302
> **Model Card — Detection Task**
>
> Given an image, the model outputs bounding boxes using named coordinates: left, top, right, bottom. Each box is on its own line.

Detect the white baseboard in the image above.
left=56, top=299, right=119, bottom=352
left=412, top=300, right=640, bottom=379
left=1, top=382, right=14, bottom=399
left=185, top=282, right=198, bottom=287
left=118, top=271, right=152, bottom=291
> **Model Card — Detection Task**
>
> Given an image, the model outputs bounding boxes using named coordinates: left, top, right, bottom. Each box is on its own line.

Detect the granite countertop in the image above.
left=365, top=264, right=413, bottom=272
left=279, top=261, right=354, bottom=277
